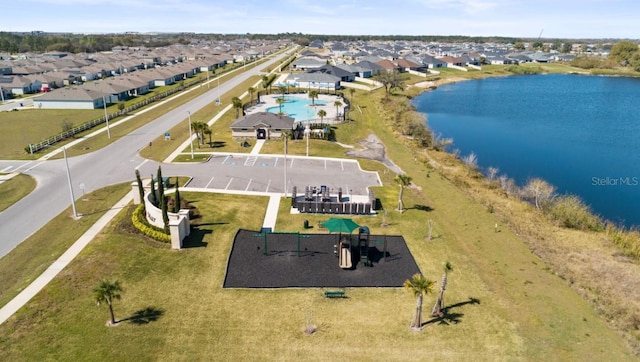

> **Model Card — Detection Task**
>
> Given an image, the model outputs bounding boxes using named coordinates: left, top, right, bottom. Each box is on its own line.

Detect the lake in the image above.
left=413, top=73, right=640, bottom=228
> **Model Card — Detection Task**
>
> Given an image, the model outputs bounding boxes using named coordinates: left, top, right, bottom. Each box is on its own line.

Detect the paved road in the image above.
left=0, top=50, right=381, bottom=259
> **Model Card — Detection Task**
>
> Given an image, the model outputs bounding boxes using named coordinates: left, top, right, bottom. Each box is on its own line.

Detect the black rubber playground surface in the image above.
left=223, top=229, right=421, bottom=288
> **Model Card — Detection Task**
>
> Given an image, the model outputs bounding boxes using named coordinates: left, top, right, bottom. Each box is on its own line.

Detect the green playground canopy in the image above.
left=321, top=218, right=360, bottom=234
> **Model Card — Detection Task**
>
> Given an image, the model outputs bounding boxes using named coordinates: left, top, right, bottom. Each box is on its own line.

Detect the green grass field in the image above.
left=0, top=174, right=36, bottom=212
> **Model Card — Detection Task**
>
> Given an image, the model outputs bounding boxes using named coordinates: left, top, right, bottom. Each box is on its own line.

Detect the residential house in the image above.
left=285, top=72, right=341, bottom=91
left=308, top=65, right=355, bottom=82
left=36, top=87, right=108, bottom=109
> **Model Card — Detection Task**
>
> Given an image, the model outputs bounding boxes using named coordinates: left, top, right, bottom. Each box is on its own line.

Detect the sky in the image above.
left=4, top=0, right=639, bottom=39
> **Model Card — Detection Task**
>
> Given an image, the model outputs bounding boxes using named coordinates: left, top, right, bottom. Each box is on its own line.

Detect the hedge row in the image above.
left=131, top=204, right=171, bottom=243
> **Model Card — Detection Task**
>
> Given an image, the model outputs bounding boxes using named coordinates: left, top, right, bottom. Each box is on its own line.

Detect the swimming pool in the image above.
left=266, top=95, right=327, bottom=122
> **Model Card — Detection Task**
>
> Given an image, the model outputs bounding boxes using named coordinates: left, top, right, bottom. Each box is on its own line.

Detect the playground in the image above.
left=223, top=228, right=421, bottom=288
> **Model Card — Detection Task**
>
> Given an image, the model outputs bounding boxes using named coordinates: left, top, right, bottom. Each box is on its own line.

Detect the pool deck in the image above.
left=246, top=93, right=346, bottom=124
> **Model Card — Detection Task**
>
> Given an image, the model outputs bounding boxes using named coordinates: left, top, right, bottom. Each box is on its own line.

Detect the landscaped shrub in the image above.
left=131, top=204, right=171, bottom=243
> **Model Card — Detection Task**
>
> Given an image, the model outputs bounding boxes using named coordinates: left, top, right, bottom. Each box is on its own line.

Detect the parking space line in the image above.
left=222, top=155, right=231, bottom=165
left=225, top=178, right=233, bottom=190
left=205, top=176, right=215, bottom=188
left=341, top=161, right=344, bottom=172
left=289, top=158, right=294, bottom=168
left=245, top=179, right=253, bottom=191
left=325, top=159, right=327, bottom=170
left=266, top=179, right=271, bottom=192
left=0, top=166, right=12, bottom=173
left=274, top=157, right=279, bottom=167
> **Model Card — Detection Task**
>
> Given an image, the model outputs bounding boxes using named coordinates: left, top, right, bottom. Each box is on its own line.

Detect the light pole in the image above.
left=102, top=96, right=111, bottom=139
left=62, top=146, right=78, bottom=218
left=283, top=134, right=287, bottom=197
left=187, top=111, right=194, bottom=159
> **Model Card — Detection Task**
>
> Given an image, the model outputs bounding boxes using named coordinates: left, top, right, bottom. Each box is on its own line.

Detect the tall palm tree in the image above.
left=276, top=97, right=286, bottom=114
left=404, top=273, right=434, bottom=331
left=94, top=279, right=123, bottom=326
left=308, top=90, right=318, bottom=106
left=317, top=109, right=326, bottom=124
left=247, top=86, right=255, bottom=104
left=333, top=100, right=343, bottom=121
left=395, top=173, right=412, bottom=212
left=232, top=97, right=243, bottom=119
left=203, top=126, right=212, bottom=147
left=261, top=75, right=269, bottom=90
left=348, top=88, right=355, bottom=103
left=432, top=261, right=453, bottom=317
left=191, top=121, right=205, bottom=147
left=277, top=85, right=287, bottom=99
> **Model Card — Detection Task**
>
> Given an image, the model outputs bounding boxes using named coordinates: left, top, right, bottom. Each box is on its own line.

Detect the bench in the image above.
left=324, top=290, right=345, bottom=298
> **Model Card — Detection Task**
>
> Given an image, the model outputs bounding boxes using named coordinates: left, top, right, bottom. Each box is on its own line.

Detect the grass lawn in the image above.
left=0, top=182, right=131, bottom=307
left=0, top=174, right=36, bottom=212
left=0, top=184, right=633, bottom=360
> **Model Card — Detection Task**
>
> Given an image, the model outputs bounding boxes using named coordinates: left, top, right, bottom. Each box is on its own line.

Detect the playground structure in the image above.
left=291, top=185, right=376, bottom=215
left=224, top=229, right=421, bottom=288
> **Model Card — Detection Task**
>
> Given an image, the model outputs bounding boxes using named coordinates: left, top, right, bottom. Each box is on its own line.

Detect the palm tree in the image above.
left=333, top=100, right=343, bottom=121
left=231, top=97, right=243, bottom=119
left=395, top=173, right=412, bottom=212
left=191, top=121, right=205, bottom=147
left=277, top=85, right=287, bottom=100
left=348, top=88, right=355, bottom=103
left=94, top=279, right=123, bottom=326
left=261, top=75, right=269, bottom=90
left=432, top=261, right=453, bottom=317
left=247, top=86, right=255, bottom=104
left=404, top=273, right=434, bottom=331
left=203, top=126, right=212, bottom=147
left=308, top=90, right=318, bottom=106
left=317, top=109, right=326, bottom=124
left=276, top=97, right=286, bottom=114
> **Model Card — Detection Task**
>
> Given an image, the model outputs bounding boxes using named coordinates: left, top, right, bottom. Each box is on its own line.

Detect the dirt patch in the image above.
left=345, top=134, right=404, bottom=175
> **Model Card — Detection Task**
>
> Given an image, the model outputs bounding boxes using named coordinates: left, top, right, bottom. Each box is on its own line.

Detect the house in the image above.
left=0, top=76, right=41, bottom=95
left=395, top=58, right=424, bottom=72
left=375, top=59, right=402, bottom=73
left=420, top=55, right=447, bottom=69
left=230, top=112, right=295, bottom=140
left=36, top=87, right=108, bottom=109
left=438, top=56, right=465, bottom=67
left=308, top=65, right=355, bottom=82
left=291, top=57, right=326, bottom=71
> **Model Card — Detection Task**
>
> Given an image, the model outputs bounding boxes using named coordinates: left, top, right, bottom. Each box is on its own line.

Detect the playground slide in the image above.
left=339, top=245, right=352, bottom=269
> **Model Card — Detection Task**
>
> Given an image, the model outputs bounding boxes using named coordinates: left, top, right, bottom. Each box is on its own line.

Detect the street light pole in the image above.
left=102, top=96, right=111, bottom=139
left=62, top=146, right=78, bottom=218
left=283, top=134, right=288, bottom=197
left=187, top=111, right=194, bottom=159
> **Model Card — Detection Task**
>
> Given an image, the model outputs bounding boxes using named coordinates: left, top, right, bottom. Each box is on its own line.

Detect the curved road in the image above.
left=0, top=50, right=380, bottom=259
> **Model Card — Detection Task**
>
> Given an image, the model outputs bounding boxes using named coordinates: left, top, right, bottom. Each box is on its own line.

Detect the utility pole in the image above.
left=187, top=111, right=194, bottom=159
left=102, top=96, right=111, bottom=139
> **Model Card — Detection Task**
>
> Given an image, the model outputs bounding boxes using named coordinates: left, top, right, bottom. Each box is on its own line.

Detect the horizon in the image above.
left=4, top=0, right=640, bottom=40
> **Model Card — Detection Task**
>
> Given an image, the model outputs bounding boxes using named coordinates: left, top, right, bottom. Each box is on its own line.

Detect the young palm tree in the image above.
left=276, top=97, right=286, bottom=114
left=190, top=121, right=205, bottom=147
left=232, top=97, right=243, bottom=119
left=348, top=88, right=355, bottom=103
left=333, top=100, right=343, bottom=121
left=308, top=90, right=318, bottom=106
left=395, top=173, right=412, bottom=212
left=432, top=261, right=453, bottom=317
left=317, top=109, right=326, bottom=124
left=404, top=273, right=434, bottom=331
left=94, top=279, right=123, bottom=326
left=261, top=75, right=269, bottom=90
left=203, top=126, right=212, bottom=147
left=278, top=85, right=287, bottom=100
left=247, top=86, right=255, bottom=104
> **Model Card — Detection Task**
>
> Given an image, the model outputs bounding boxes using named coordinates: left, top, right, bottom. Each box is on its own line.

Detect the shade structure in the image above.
left=321, top=218, right=359, bottom=234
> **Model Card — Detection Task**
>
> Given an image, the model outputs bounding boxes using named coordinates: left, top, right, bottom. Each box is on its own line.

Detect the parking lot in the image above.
left=181, top=154, right=380, bottom=196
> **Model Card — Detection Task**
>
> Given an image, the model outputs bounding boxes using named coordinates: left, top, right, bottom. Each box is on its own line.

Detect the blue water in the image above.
left=414, top=74, right=640, bottom=227
left=266, top=95, right=327, bottom=121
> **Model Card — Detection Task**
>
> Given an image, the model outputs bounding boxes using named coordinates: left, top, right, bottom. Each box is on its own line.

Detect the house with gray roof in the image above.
left=230, top=112, right=295, bottom=140
left=292, top=57, right=326, bottom=71
left=36, top=87, right=108, bottom=109
left=308, top=65, right=355, bottom=82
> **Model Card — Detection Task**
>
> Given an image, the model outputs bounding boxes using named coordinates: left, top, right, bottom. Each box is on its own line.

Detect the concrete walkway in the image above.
left=250, top=139, right=266, bottom=155
left=0, top=191, right=133, bottom=325
left=262, top=194, right=281, bottom=231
